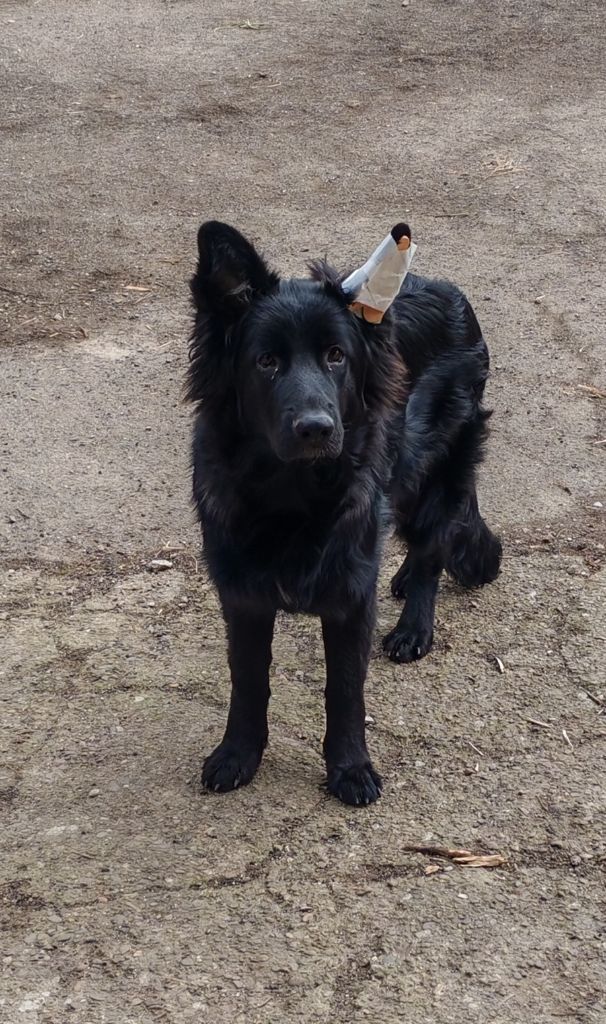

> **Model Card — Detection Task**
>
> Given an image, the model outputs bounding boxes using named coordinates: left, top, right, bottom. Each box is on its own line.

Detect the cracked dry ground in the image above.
left=1, top=1, right=605, bottom=1022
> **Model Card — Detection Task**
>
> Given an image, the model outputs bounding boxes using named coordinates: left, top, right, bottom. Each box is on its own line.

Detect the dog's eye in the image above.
left=257, top=352, right=278, bottom=372
left=326, top=346, right=345, bottom=366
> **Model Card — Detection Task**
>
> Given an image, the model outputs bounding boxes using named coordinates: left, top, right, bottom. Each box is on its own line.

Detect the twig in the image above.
left=428, top=211, right=471, bottom=219
left=0, top=284, right=38, bottom=299
left=403, top=844, right=506, bottom=868
left=562, top=728, right=574, bottom=750
left=464, top=739, right=484, bottom=757
left=525, top=716, right=552, bottom=729
left=581, top=687, right=604, bottom=706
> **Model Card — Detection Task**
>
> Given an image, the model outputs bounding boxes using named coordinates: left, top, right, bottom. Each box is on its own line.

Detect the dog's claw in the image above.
left=326, top=762, right=382, bottom=806
left=383, top=624, right=434, bottom=663
left=202, top=741, right=263, bottom=793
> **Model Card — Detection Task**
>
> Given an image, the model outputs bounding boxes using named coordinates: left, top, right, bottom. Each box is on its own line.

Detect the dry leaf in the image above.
left=424, top=864, right=442, bottom=875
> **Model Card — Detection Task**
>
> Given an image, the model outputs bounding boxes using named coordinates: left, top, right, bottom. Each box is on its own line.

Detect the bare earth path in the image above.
left=1, top=2, right=605, bottom=1021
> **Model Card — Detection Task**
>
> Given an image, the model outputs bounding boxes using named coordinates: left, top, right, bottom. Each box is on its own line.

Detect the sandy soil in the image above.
left=1, top=1, right=605, bottom=1021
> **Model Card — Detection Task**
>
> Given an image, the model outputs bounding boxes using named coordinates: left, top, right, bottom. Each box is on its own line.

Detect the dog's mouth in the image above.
left=274, top=437, right=344, bottom=463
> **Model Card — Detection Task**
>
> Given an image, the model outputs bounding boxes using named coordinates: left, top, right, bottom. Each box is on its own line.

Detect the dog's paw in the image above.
left=202, top=742, right=263, bottom=793
left=390, top=561, right=411, bottom=599
left=448, top=525, right=502, bottom=589
left=382, top=622, right=434, bottom=663
left=326, top=762, right=383, bottom=806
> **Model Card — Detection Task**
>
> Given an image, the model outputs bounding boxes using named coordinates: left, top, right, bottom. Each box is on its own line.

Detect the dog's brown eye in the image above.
left=257, top=352, right=278, bottom=372
left=326, top=346, right=345, bottom=366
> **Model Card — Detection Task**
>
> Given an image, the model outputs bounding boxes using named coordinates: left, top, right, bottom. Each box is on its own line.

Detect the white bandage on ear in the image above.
left=342, top=224, right=417, bottom=323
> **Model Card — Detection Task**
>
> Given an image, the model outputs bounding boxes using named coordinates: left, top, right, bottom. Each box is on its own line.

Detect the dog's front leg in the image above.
left=321, top=597, right=382, bottom=806
left=202, top=604, right=275, bottom=793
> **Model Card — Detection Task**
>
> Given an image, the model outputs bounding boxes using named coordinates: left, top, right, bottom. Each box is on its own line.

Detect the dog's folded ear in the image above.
left=191, top=221, right=279, bottom=322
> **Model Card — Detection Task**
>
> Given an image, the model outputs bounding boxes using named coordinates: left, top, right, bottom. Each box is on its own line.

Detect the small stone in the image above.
left=592, top=501, right=603, bottom=509
left=88, top=787, right=100, bottom=798
left=147, top=558, right=173, bottom=572
left=365, top=714, right=375, bottom=724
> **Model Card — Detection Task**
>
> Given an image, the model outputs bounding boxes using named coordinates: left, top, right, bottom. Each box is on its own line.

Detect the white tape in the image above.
left=343, top=232, right=417, bottom=314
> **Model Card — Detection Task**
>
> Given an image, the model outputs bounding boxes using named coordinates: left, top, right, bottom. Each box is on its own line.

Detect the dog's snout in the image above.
left=293, top=412, right=335, bottom=444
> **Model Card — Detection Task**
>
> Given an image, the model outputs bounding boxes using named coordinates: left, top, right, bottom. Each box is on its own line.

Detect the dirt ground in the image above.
left=1, top=1, right=605, bottom=1021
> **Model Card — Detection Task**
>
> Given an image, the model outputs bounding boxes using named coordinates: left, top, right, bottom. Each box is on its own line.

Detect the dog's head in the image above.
left=188, top=221, right=405, bottom=462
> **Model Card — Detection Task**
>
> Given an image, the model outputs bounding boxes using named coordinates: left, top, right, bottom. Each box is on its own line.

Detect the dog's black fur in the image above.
left=187, top=221, right=502, bottom=805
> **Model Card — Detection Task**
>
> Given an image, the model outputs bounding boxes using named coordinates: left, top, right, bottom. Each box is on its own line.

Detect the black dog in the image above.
left=187, top=221, right=502, bottom=805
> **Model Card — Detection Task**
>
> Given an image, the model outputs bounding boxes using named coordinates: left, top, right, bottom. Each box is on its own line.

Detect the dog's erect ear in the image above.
left=307, top=259, right=349, bottom=304
left=191, top=221, right=279, bottom=322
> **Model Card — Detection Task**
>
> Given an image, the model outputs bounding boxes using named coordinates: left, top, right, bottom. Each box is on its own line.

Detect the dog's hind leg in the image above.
left=202, top=605, right=275, bottom=792
left=383, top=543, right=443, bottom=662
left=446, top=491, right=502, bottom=588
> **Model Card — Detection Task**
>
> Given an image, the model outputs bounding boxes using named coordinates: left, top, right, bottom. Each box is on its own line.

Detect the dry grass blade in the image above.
left=483, top=156, right=525, bottom=177
left=228, top=19, right=266, bottom=30
left=124, top=284, right=153, bottom=292
left=404, top=844, right=507, bottom=868
left=577, top=384, right=606, bottom=399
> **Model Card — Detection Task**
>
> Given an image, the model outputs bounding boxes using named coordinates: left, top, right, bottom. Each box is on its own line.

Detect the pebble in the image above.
left=88, top=787, right=100, bottom=798
left=147, top=558, right=173, bottom=572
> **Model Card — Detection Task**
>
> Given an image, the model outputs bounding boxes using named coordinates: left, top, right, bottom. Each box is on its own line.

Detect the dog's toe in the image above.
left=390, top=563, right=411, bottom=599
left=382, top=623, right=433, bottom=663
left=326, top=762, right=382, bottom=806
left=202, top=742, right=262, bottom=793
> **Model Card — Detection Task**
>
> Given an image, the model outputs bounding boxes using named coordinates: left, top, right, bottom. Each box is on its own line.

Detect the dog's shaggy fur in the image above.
left=187, top=221, right=502, bottom=805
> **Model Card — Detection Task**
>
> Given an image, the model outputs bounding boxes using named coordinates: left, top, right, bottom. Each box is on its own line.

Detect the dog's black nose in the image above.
left=293, top=413, right=335, bottom=444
